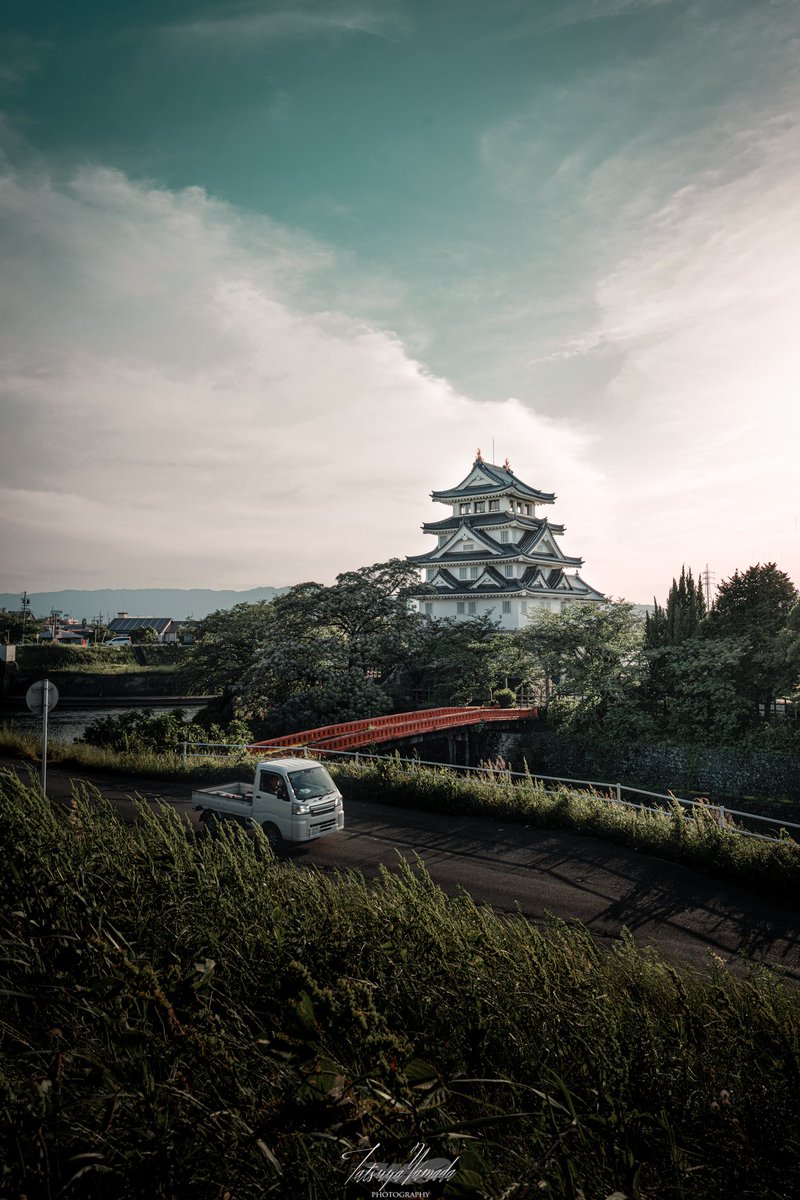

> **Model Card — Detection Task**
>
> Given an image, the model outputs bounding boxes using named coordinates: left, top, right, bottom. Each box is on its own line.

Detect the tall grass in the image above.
left=1, top=769, right=799, bottom=1198
left=0, top=726, right=254, bottom=782
left=328, top=757, right=800, bottom=902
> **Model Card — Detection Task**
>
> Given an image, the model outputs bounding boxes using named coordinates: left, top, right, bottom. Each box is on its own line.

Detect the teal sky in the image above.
left=2, top=0, right=799, bottom=598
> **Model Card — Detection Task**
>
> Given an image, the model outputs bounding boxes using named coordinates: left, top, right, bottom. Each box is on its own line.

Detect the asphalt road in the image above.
left=6, top=757, right=799, bottom=981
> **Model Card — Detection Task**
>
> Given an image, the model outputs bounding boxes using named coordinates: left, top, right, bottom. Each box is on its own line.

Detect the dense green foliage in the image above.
left=80, top=708, right=252, bottom=755
left=178, top=557, right=799, bottom=756
left=182, top=561, right=524, bottom=736
left=1, top=770, right=799, bottom=1199
left=0, top=605, right=45, bottom=642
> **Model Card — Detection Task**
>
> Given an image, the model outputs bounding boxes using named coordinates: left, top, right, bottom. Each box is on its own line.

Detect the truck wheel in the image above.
left=261, top=822, right=282, bottom=854
left=199, top=810, right=220, bottom=837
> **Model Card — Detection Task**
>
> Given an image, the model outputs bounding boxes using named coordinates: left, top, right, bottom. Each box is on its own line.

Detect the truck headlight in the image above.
left=291, top=802, right=310, bottom=815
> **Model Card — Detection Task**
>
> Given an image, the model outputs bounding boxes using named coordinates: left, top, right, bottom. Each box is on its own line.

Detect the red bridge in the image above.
left=251, top=705, right=534, bottom=755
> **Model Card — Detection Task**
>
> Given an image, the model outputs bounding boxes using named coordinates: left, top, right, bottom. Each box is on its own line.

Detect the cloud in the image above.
left=164, top=3, right=408, bottom=48
left=572, top=114, right=800, bottom=590
left=0, top=160, right=601, bottom=590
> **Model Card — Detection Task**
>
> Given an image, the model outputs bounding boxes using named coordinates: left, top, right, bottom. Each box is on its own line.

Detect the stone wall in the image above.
left=509, top=729, right=800, bottom=810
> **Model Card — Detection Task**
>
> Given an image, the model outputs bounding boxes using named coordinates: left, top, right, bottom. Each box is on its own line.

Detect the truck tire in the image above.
left=261, top=822, right=282, bottom=854
left=199, top=809, right=220, bottom=837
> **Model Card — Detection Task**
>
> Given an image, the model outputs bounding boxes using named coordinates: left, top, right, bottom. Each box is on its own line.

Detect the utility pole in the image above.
left=20, top=591, right=30, bottom=644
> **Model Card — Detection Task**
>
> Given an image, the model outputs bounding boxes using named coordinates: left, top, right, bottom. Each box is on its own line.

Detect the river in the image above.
left=3, top=699, right=206, bottom=743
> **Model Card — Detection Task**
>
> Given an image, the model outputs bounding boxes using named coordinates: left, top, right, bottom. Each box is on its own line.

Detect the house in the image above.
left=106, top=613, right=178, bottom=643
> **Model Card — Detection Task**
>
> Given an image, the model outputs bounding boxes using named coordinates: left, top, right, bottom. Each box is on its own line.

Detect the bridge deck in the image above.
left=250, top=705, right=534, bottom=753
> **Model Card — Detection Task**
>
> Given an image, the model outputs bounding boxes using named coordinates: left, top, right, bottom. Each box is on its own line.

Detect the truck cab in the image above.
left=191, top=757, right=344, bottom=850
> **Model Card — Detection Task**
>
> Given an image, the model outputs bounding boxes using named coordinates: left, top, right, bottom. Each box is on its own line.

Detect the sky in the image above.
left=1, top=0, right=799, bottom=604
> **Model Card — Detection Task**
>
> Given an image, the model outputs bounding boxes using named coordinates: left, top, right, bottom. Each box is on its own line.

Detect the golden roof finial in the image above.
left=476, top=447, right=483, bottom=462
left=503, top=457, right=511, bottom=471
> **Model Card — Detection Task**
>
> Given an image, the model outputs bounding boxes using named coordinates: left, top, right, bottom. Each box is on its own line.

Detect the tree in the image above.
left=181, top=601, right=275, bottom=698
left=0, top=606, right=46, bottom=643
left=650, top=637, right=751, bottom=744
left=517, top=602, right=647, bottom=733
left=704, top=563, right=798, bottom=716
left=132, top=625, right=159, bottom=644
left=388, top=614, right=507, bottom=708
left=645, top=566, right=706, bottom=649
left=231, top=560, right=424, bottom=734
left=267, top=559, right=422, bottom=678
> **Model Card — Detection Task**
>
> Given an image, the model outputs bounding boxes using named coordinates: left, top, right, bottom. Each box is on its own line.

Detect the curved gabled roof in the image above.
left=431, top=458, right=555, bottom=504
left=421, top=512, right=566, bottom=536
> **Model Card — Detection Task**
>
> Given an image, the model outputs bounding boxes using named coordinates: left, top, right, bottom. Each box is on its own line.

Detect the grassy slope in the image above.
left=1, top=769, right=799, bottom=1199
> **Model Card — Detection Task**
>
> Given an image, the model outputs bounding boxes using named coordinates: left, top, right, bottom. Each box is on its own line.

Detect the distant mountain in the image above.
left=0, top=587, right=290, bottom=622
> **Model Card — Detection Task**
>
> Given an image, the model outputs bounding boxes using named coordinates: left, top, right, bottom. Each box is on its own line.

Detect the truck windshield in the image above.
left=287, top=766, right=336, bottom=800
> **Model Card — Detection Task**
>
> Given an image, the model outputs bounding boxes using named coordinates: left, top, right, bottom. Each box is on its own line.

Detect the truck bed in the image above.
left=191, top=781, right=254, bottom=810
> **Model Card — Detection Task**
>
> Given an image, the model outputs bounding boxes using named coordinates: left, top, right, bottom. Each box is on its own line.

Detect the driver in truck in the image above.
left=260, top=770, right=289, bottom=801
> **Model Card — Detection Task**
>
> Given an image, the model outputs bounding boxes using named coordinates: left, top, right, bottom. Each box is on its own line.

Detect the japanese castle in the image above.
left=408, top=453, right=604, bottom=629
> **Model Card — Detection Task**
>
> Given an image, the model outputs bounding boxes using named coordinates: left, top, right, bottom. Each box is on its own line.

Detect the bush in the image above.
left=80, top=708, right=252, bottom=754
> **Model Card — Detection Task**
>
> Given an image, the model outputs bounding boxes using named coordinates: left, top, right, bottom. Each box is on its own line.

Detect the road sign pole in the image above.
left=25, top=680, right=59, bottom=795
left=41, top=675, right=49, bottom=794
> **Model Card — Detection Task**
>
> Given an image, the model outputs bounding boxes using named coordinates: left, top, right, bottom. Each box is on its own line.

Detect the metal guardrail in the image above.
left=180, top=740, right=800, bottom=844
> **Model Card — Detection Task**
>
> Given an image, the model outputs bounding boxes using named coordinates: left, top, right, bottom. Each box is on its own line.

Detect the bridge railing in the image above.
left=249, top=706, right=532, bottom=752
left=179, top=740, right=800, bottom=844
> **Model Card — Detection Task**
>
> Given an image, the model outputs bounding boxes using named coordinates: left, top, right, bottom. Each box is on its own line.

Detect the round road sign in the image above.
left=26, top=679, right=60, bottom=714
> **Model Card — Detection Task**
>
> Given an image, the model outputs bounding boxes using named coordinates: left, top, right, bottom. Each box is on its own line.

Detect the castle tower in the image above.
left=407, top=453, right=604, bottom=628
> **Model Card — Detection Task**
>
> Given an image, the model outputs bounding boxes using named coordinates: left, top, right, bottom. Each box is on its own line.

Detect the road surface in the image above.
left=5, top=757, right=799, bottom=981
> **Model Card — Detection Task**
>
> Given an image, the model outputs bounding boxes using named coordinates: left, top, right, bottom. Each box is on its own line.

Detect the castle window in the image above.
left=500, top=530, right=509, bottom=543
left=504, top=564, right=513, bottom=577
left=488, top=500, right=499, bottom=512
left=502, top=601, right=511, bottom=614
left=463, top=541, right=474, bottom=551
left=521, top=600, right=528, bottom=614
left=474, top=501, right=485, bottom=513
left=426, top=569, right=435, bottom=581
left=467, top=601, right=476, bottom=615
left=459, top=567, right=467, bottom=579
left=459, top=503, right=471, bottom=514
left=424, top=603, right=433, bottom=615
left=457, top=602, right=465, bottom=614
left=470, top=566, right=478, bottom=579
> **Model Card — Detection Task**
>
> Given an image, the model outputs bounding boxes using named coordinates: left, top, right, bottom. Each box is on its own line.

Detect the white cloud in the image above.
left=572, top=115, right=800, bottom=596
left=164, top=4, right=408, bottom=47
left=0, top=162, right=601, bottom=590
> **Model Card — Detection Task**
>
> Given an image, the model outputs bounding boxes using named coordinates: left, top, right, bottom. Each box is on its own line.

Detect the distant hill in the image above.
left=0, top=587, right=290, bottom=623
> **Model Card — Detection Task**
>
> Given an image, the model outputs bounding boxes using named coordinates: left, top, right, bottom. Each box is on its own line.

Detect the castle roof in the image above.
left=421, top=512, right=566, bottom=536
left=408, top=519, right=583, bottom=568
left=431, top=458, right=555, bottom=504
left=416, top=567, right=604, bottom=601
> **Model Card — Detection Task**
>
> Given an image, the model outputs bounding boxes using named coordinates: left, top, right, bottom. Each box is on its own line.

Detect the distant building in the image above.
left=407, top=454, right=604, bottom=629
left=106, top=613, right=178, bottom=642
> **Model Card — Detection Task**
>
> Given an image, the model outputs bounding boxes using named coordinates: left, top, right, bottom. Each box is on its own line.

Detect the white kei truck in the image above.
left=191, top=757, right=344, bottom=851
